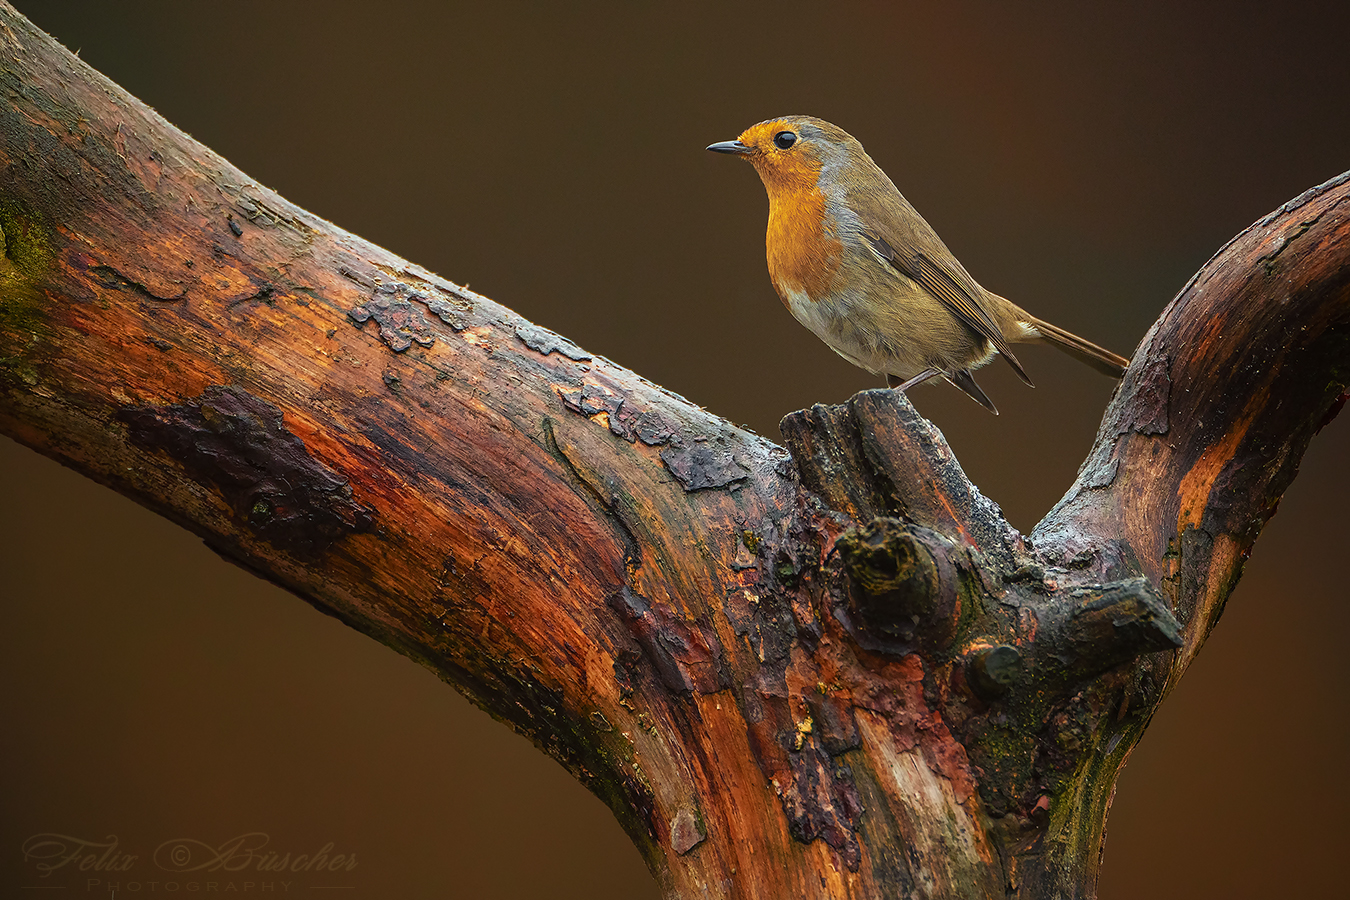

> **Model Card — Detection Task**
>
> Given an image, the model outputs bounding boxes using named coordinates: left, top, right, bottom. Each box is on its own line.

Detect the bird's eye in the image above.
left=773, top=131, right=797, bottom=150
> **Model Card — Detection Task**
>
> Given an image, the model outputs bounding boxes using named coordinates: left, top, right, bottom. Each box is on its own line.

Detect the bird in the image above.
left=707, top=116, right=1129, bottom=414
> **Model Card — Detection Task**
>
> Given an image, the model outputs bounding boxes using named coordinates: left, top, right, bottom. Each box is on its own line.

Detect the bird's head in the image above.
left=707, top=115, right=866, bottom=197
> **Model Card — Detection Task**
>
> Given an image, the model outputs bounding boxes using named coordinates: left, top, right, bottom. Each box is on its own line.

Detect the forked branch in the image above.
left=1, top=4, right=1347, bottom=898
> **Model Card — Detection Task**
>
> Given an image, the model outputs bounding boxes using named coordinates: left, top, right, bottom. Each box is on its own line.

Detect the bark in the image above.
left=2, top=5, right=1348, bottom=898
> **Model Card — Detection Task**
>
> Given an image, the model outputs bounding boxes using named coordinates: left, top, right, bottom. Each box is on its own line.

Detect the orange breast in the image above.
left=761, top=172, right=844, bottom=305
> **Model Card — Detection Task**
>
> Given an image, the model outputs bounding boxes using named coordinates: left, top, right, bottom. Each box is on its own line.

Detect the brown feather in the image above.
left=712, top=115, right=1131, bottom=415
left=864, top=234, right=1032, bottom=386
left=944, top=369, right=999, bottom=414
left=1024, top=315, right=1129, bottom=376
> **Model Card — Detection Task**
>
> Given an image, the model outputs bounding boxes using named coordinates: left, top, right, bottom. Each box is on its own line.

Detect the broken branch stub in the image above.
left=1043, top=578, right=1183, bottom=685
left=2, top=4, right=1348, bottom=896
left=835, top=518, right=961, bottom=653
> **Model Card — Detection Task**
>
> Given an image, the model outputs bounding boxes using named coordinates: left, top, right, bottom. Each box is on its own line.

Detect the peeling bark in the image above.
left=2, top=4, right=1348, bottom=898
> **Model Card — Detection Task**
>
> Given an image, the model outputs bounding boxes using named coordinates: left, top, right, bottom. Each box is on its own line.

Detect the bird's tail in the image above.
left=1022, top=316, right=1129, bottom=378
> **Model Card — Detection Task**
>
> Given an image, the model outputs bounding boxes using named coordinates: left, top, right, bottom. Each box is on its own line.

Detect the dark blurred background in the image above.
left=3, top=1, right=1347, bottom=897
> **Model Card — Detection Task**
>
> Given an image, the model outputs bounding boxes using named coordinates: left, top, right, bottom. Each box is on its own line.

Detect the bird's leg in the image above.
left=886, top=368, right=942, bottom=392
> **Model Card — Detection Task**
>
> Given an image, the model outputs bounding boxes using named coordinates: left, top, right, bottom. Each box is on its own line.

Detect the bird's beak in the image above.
left=706, top=139, right=750, bottom=155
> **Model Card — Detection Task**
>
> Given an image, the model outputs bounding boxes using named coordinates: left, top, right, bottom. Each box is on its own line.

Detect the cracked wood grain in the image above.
left=2, top=4, right=1348, bottom=899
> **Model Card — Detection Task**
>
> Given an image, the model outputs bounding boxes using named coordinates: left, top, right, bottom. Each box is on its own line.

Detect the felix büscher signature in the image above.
left=22, top=832, right=358, bottom=877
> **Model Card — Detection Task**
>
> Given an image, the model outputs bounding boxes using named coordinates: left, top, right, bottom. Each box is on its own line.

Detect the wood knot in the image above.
left=968, top=644, right=1023, bottom=700
left=835, top=518, right=959, bottom=653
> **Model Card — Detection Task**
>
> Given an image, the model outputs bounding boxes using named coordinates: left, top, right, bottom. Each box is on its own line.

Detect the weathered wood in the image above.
left=2, top=4, right=1347, bottom=898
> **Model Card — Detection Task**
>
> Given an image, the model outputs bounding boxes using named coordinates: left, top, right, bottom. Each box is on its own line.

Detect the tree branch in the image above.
left=1038, top=172, right=1350, bottom=674
left=2, top=4, right=1346, bottom=898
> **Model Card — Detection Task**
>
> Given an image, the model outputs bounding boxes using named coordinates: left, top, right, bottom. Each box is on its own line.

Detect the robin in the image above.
left=708, top=116, right=1128, bottom=414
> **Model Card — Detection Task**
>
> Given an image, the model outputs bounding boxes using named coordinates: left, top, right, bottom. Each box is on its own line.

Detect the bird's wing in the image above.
left=944, top=369, right=998, bottom=414
left=863, top=232, right=1032, bottom=386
